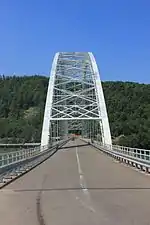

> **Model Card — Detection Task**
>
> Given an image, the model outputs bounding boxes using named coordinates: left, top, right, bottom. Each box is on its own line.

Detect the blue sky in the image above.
left=0, top=0, right=150, bottom=83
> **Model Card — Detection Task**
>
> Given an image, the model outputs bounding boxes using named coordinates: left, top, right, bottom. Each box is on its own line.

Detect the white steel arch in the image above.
left=41, top=53, right=59, bottom=147
left=88, top=52, right=112, bottom=146
left=41, top=52, right=112, bottom=149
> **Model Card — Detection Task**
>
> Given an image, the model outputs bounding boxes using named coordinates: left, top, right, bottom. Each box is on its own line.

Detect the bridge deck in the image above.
left=0, top=139, right=150, bottom=225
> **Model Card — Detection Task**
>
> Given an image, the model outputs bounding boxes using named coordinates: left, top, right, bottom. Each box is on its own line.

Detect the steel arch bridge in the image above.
left=41, top=52, right=112, bottom=149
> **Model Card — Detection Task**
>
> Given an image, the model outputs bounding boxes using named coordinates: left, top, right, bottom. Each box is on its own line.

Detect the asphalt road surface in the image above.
left=0, top=139, right=150, bottom=225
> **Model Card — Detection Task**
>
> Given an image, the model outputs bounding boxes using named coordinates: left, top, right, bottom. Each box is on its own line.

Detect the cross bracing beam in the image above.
left=41, top=52, right=112, bottom=149
left=50, top=117, right=102, bottom=121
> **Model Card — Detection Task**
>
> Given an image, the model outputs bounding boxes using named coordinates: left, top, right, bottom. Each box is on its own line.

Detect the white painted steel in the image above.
left=0, top=146, right=41, bottom=168
left=41, top=53, right=59, bottom=148
left=88, top=52, right=112, bottom=146
left=41, top=52, right=112, bottom=148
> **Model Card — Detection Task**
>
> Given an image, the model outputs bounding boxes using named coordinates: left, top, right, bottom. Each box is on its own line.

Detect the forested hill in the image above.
left=0, top=75, right=150, bottom=149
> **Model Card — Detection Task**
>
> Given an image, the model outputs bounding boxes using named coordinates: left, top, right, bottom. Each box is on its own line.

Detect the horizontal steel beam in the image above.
left=50, top=117, right=102, bottom=121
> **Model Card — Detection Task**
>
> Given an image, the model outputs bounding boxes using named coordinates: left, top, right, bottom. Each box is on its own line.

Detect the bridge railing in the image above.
left=0, top=145, right=46, bottom=169
left=0, top=138, right=71, bottom=185
left=0, top=138, right=68, bottom=170
left=82, top=138, right=150, bottom=171
left=112, top=145, right=150, bottom=162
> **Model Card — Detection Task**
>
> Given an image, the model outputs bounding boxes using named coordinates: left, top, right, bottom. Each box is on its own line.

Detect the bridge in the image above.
left=0, top=52, right=150, bottom=225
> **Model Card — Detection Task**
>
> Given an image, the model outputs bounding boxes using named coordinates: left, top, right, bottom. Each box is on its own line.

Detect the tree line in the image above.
left=0, top=75, right=149, bottom=149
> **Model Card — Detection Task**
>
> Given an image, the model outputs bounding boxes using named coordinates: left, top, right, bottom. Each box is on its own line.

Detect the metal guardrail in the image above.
left=82, top=138, right=150, bottom=173
left=0, top=138, right=70, bottom=187
left=112, top=144, right=150, bottom=163
left=0, top=140, right=65, bottom=169
left=0, top=145, right=43, bottom=169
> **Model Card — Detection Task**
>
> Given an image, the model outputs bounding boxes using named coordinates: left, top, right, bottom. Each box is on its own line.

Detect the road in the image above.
left=0, top=139, right=150, bottom=225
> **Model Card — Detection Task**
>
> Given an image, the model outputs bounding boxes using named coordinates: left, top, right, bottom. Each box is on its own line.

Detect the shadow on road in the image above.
left=60, top=143, right=90, bottom=150
left=14, top=187, right=150, bottom=192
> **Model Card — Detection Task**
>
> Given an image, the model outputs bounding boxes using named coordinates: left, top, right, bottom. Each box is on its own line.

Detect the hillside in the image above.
left=0, top=75, right=150, bottom=149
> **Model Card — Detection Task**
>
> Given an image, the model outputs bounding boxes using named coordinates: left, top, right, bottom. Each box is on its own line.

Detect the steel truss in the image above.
left=41, top=52, right=112, bottom=149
